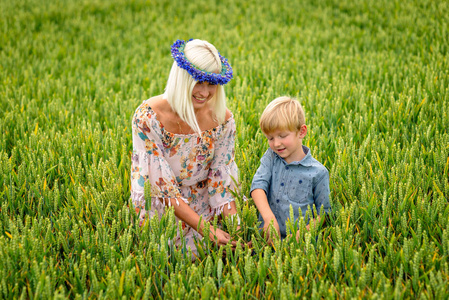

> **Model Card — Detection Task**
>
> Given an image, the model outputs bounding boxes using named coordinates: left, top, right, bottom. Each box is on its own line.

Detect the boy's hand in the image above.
left=305, top=216, right=321, bottom=231
left=295, top=229, right=300, bottom=242
left=263, top=217, right=280, bottom=245
left=296, top=216, right=322, bottom=241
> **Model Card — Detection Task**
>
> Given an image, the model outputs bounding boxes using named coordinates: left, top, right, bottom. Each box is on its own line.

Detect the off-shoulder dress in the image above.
left=130, top=99, right=238, bottom=253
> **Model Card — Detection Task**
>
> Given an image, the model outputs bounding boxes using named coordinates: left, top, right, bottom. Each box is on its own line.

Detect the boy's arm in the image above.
left=251, top=189, right=275, bottom=221
left=251, top=149, right=280, bottom=241
left=251, top=189, right=280, bottom=240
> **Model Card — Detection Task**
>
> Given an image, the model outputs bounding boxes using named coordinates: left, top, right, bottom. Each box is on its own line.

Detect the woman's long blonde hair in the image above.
left=164, top=39, right=227, bottom=135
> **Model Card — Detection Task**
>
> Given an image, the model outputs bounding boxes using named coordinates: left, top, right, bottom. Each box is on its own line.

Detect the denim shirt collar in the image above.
left=272, top=145, right=313, bottom=167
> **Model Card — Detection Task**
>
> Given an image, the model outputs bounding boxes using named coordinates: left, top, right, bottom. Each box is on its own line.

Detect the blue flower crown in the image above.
left=171, top=39, right=233, bottom=85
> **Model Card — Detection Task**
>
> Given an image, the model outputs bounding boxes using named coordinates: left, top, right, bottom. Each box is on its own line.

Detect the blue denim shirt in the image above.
left=250, top=145, right=331, bottom=238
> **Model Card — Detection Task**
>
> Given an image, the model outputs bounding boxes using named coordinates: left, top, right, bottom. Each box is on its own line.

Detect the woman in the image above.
left=131, top=39, right=239, bottom=255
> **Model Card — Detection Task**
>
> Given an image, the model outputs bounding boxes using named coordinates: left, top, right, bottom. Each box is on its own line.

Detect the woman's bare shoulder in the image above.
left=147, top=95, right=182, bottom=130
left=225, top=108, right=233, bottom=121
left=148, top=95, right=175, bottom=116
left=147, top=95, right=167, bottom=112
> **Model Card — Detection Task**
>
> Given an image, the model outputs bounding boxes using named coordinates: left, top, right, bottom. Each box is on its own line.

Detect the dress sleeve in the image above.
left=207, top=117, right=239, bottom=215
left=130, top=103, right=185, bottom=216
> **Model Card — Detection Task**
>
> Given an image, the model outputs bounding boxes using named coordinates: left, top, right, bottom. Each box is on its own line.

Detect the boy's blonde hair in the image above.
left=259, top=96, right=305, bottom=134
left=164, top=39, right=227, bottom=135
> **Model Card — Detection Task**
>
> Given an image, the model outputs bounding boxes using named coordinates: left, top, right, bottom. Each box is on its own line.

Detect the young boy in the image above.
left=250, top=96, right=331, bottom=241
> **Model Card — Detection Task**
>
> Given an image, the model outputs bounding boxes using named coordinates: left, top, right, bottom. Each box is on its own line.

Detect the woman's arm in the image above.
left=222, top=200, right=238, bottom=217
left=162, top=198, right=235, bottom=247
left=222, top=200, right=239, bottom=230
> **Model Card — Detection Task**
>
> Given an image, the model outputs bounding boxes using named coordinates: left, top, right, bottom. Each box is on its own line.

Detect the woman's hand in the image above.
left=162, top=198, right=238, bottom=248
left=209, top=226, right=237, bottom=247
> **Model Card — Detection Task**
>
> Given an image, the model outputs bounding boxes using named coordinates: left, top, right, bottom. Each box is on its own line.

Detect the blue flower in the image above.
left=171, top=39, right=233, bottom=85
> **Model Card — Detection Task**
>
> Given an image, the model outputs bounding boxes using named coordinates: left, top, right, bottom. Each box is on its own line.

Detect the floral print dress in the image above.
left=130, top=99, right=238, bottom=253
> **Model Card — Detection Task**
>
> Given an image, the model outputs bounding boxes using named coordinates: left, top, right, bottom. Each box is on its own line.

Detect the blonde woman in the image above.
left=131, top=39, right=239, bottom=256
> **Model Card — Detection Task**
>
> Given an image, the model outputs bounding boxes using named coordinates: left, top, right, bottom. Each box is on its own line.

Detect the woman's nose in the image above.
left=198, top=85, right=208, bottom=96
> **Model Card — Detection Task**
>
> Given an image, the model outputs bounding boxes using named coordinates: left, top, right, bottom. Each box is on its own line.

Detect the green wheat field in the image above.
left=1, top=0, right=448, bottom=298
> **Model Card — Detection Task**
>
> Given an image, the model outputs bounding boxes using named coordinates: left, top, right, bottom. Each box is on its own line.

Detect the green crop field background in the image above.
left=1, top=0, right=448, bottom=298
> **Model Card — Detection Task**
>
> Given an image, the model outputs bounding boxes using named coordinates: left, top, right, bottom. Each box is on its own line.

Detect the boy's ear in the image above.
left=299, top=124, right=307, bottom=138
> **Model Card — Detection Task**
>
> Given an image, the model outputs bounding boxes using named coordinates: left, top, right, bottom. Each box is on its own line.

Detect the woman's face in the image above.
left=191, top=81, right=217, bottom=110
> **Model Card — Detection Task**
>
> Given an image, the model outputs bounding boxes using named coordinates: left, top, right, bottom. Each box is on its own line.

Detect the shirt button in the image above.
left=286, top=166, right=289, bottom=170
left=276, top=199, right=280, bottom=203
left=299, top=180, right=303, bottom=184
left=281, top=182, right=284, bottom=186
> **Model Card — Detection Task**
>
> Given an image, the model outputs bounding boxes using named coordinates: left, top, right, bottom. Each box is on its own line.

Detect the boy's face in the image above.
left=264, top=125, right=307, bottom=164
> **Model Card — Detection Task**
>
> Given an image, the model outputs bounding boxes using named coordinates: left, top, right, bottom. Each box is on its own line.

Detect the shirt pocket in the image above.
left=287, top=177, right=310, bottom=204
